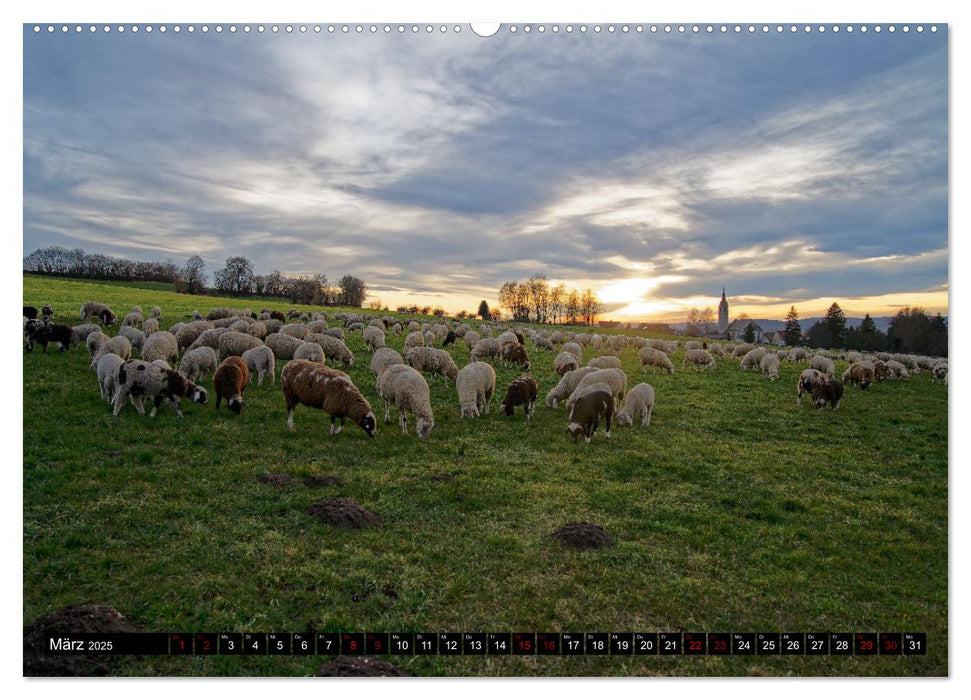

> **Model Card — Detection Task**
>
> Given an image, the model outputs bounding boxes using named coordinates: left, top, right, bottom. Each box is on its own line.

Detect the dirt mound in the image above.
left=306, top=498, right=382, bottom=529
left=315, top=656, right=411, bottom=677
left=304, top=474, right=343, bottom=488
left=23, top=604, right=139, bottom=676
left=551, top=522, right=613, bottom=550
left=259, top=473, right=296, bottom=486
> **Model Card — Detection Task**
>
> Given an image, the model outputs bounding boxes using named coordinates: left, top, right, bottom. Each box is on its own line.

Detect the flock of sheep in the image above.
left=22, top=300, right=949, bottom=444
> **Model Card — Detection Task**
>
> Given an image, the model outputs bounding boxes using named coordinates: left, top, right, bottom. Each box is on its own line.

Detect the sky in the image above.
left=22, top=23, right=948, bottom=322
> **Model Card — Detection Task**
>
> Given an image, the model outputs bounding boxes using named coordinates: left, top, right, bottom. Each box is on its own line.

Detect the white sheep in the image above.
left=281, top=323, right=309, bottom=340
left=142, top=317, right=160, bottom=336
left=119, top=325, right=145, bottom=352
left=142, top=331, right=179, bottom=365
left=241, top=345, right=276, bottom=387
left=91, top=335, right=132, bottom=368
left=810, top=355, right=835, bottom=377
left=545, top=366, right=598, bottom=408
left=554, top=351, right=580, bottom=376
left=638, top=346, right=674, bottom=374
left=217, top=330, right=264, bottom=360
left=371, top=347, right=404, bottom=379
left=470, top=337, right=502, bottom=363
left=683, top=348, right=716, bottom=371
left=566, top=368, right=627, bottom=410
left=376, top=364, right=434, bottom=438
left=561, top=342, right=583, bottom=361
left=404, top=331, right=425, bottom=351
left=406, top=346, right=459, bottom=383
left=294, top=342, right=326, bottom=363
left=95, top=353, right=126, bottom=403
left=363, top=326, right=386, bottom=351
left=760, top=353, right=780, bottom=381
left=587, top=355, right=622, bottom=370
left=740, top=347, right=767, bottom=370
left=179, top=346, right=219, bottom=384
left=463, top=330, right=482, bottom=352
left=455, top=361, right=497, bottom=418
left=308, top=333, right=354, bottom=367
left=265, top=332, right=306, bottom=361
left=614, top=382, right=655, bottom=427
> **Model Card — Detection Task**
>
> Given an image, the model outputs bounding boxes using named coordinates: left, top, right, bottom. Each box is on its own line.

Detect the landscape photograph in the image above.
left=22, top=22, right=947, bottom=677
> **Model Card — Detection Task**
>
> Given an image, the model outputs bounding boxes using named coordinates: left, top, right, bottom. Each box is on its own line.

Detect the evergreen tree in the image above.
left=477, top=300, right=491, bottom=320
left=743, top=322, right=756, bottom=344
left=823, top=302, right=846, bottom=349
left=783, top=306, right=802, bottom=346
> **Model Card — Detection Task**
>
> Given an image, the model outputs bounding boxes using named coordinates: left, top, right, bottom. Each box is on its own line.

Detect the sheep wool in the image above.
left=95, top=353, right=126, bottom=403
left=566, top=368, right=628, bottom=411
left=281, top=359, right=376, bottom=436
left=119, top=325, right=146, bottom=352
left=70, top=323, right=102, bottom=351
left=455, top=361, right=497, bottom=418
left=404, top=331, right=425, bottom=351
left=406, top=346, right=459, bottom=383
left=587, top=355, right=621, bottom=370
left=554, top=351, right=580, bottom=376
left=86, top=331, right=109, bottom=358
left=294, top=342, right=326, bottom=363
left=615, top=382, right=655, bottom=428
left=141, top=331, right=179, bottom=365
left=179, top=346, right=219, bottom=384
left=561, top=342, right=583, bottom=362
left=683, top=348, right=716, bottom=372
left=91, top=335, right=132, bottom=367
left=546, top=366, right=598, bottom=408
left=740, top=347, right=767, bottom=370
left=500, top=376, right=539, bottom=419
left=241, top=345, right=276, bottom=387
left=265, top=332, right=306, bottom=362
left=113, top=360, right=208, bottom=418
left=797, top=368, right=826, bottom=405
left=376, top=364, right=434, bottom=438
left=363, top=325, right=386, bottom=351
left=566, top=390, right=614, bottom=443
left=214, top=356, right=250, bottom=413
left=760, top=352, right=781, bottom=381
left=371, top=347, right=405, bottom=379
left=638, top=346, right=674, bottom=374
left=142, top=317, right=160, bottom=337
left=217, top=330, right=264, bottom=360
left=463, top=330, right=481, bottom=351
left=470, top=337, right=502, bottom=363
left=810, top=355, right=835, bottom=378
left=501, top=342, right=531, bottom=370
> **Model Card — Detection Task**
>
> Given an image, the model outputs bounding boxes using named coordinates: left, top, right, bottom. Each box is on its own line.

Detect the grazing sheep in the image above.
left=842, top=361, right=875, bottom=390
left=69, top=323, right=102, bottom=351
left=375, top=364, right=434, bottom=437
left=788, top=347, right=810, bottom=363
left=363, top=326, right=386, bottom=351
left=501, top=342, right=531, bottom=370
left=614, top=382, right=655, bottom=427
left=214, top=356, right=250, bottom=413
left=175, top=320, right=213, bottom=352
left=684, top=340, right=703, bottom=351
left=206, top=307, right=234, bottom=321
left=370, top=347, right=405, bottom=379
left=566, top=368, right=628, bottom=411
left=121, top=311, right=143, bottom=328
left=265, top=332, right=306, bottom=362
left=759, top=352, right=781, bottom=381
left=293, top=342, right=326, bottom=363
left=24, top=321, right=73, bottom=352
left=587, top=355, right=621, bottom=370
left=554, top=351, right=580, bottom=376
left=179, top=346, right=219, bottom=384
left=403, top=331, right=425, bottom=352
left=810, top=355, right=835, bottom=378
left=797, top=368, right=826, bottom=405
left=309, top=334, right=355, bottom=367
left=456, top=361, right=497, bottom=418
left=496, top=331, right=518, bottom=349
left=731, top=343, right=755, bottom=358
left=500, top=376, right=539, bottom=419
left=95, top=353, right=125, bottom=402
left=261, top=318, right=283, bottom=335
left=406, top=346, right=459, bottom=383
left=561, top=342, right=583, bottom=361
left=86, top=331, right=109, bottom=358
left=845, top=351, right=863, bottom=364
left=872, top=359, right=891, bottom=382
left=141, top=317, right=160, bottom=336
left=566, top=390, right=614, bottom=443
left=885, top=360, right=910, bottom=380
left=442, top=330, right=457, bottom=347
left=112, top=360, right=208, bottom=418
left=471, top=337, right=502, bottom=363
left=80, top=301, right=117, bottom=326
left=812, top=379, right=844, bottom=410
left=150, top=306, right=161, bottom=319
left=217, top=330, right=263, bottom=360
left=639, top=346, right=675, bottom=374
left=740, top=347, right=767, bottom=370
left=281, top=323, right=309, bottom=340
left=118, top=325, right=146, bottom=352
left=91, top=335, right=132, bottom=367
left=546, top=366, right=599, bottom=408
left=188, top=327, right=229, bottom=353
left=533, top=336, right=555, bottom=352
left=322, top=327, right=345, bottom=341
left=141, top=331, right=179, bottom=365
left=683, top=348, right=716, bottom=371
left=281, top=359, right=376, bottom=436
left=240, top=345, right=276, bottom=387
left=463, top=330, right=482, bottom=352
left=423, top=330, right=435, bottom=346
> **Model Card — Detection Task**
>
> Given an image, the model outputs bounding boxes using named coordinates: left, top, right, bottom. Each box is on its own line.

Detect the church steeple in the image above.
left=718, top=287, right=729, bottom=332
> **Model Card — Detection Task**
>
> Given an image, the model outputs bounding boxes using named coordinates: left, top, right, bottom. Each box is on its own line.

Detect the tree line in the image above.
left=498, top=274, right=603, bottom=325
left=25, top=247, right=369, bottom=308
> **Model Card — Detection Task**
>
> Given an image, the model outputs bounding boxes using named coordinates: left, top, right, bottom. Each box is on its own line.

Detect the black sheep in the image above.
left=566, top=390, right=614, bottom=443
left=25, top=320, right=72, bottom=352
left=23, top=306, right=38, bottom=320
left=442, top=330, right=456, bottom=347
left=499, top=376, right=538, bottom=419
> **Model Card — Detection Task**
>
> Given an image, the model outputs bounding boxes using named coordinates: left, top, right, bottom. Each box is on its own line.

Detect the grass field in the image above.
left=22, top=276, right=948, bottom=676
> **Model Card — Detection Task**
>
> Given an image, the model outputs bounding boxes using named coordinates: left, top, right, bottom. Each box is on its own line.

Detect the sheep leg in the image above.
left=643, top=407, right=652, bottom=427
left=383, top=399, right=391, bottom=423
left=399, top=409, right=408, bottom=435
left=286, top=408, right=295, bottom=432
left=132, top=395, right=146, bottom=415
left=605, top=410, right=612, bottom=439
left=150, top=395, right=164, bottom=418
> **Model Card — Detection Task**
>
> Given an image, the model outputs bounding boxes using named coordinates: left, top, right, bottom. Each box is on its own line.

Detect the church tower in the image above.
left=718, top=287, right=729, bottom=332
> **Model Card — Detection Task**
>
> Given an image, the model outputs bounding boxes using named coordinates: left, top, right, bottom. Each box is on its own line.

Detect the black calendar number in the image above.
left=903, top=633, right=926, bottom=655
left=561, top=633, right=584, bottom=656
left=389, top=633, right=414, bottom=655
left=243, top=633, right=266, bottom=655
left=440, top=633, right=462, bottom=655
left=316, top=633, right=339, bottom=655
left=781, top=633, right=804, bottom=655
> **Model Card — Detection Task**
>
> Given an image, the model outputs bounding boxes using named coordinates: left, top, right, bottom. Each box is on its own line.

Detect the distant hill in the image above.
left=667, top=316, right=920, bottom=333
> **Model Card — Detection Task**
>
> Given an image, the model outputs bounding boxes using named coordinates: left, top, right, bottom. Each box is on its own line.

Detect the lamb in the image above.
left=363, top=326, right=386, bottom=351
left=740, top=347, right=767, bottom=370
left=370, top=347, right=405, bottom=379
left=86, top=331, right=108, bottom=358
left=455, top=361, right=497, bottom=418
left=499, top=376, right=539, bottom=419
left=281, top=359, right=376, bottom=436
left=24, top=321, right=73, bottom=352
left=70, top=323, right=102, bottom=351
left=217, top=330, right=264, bottom=360
left=141, top=331, right=179, bottom=365
left=281, top=323, right=309, bottom=340
left=80, top=301, right=117, bottom=325
left=501, top=342, right=531, bottom=370
left=546, top=366, right=599, bottom=408
left=187, top=328, right=229, bottom=353
left=566, top=390, right=614, bottom=443
left=213, top=356, right=250, bottom=413
left=533, top=336, right=555, bottom=352
left=842, top=361, right=874, bottom=390
left=404, top=331, right=425, bottom=351
left=566, top=368, right=628, bottom=411
left=118, top=325, right=145, bottom=352
left=587, top=355, right=622, bottom=370
left=470, top=337, right=502, bottom=363
left=406, top=346, right=459, bottom=383
left=797, top=368, right=826, bottom=405
left=241, top=345, right=276, bottom=387
left=95, top=353, right=126, bottom=402
left=759, top=352, right=781, bottom=381
left=810, top=355, right=835, bottom=378
left=293, top=342, right=326, bottom=363
left=265, top=332, right=306, bottom=362
left=175, top=320, right=214, bottom=352
left=561, top=342, right=583, bottom=361
left=41, top=304, right=53, bottom=320
left=639, top=346, right=675, bottom=374
left=311, top=334, right=355, bottom=367
left=614, top=382, right=655, bottom=427
left=885, top=360, right=910, bottom=380
left=141, top=317, right=160, bottom=337
left=683, top=348, right=716, bottom=371
left=554, top=351, right=580, bottom=376
left=121, top=311, right=142, bottom=327
left=179, top=346, right=219, bottom=384
left=112, top=360, right=208, bottom=418
left=150, top=306, right=161, bottom=319
left=812, top=379, right=844, bottom=410
left=375, top=364, right=434, bottom=437
left=91, top=335, right=132, bottom=367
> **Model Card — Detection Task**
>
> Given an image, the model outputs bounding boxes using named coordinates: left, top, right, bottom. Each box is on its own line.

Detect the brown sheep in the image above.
left=812, top=379, right=844, bottom=410
left=281, top=359, right=376, bottom=437
left=842, top=361, right=874, bottom=390
left=797, top=368, right=826, bottom=406
left=501, top=342, right=530, bottom=370
left=566, top=389, right=614, bottom=443
left=500, top=376, right=539, bottom=419
left=214, top=356, right=250, bottom=413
